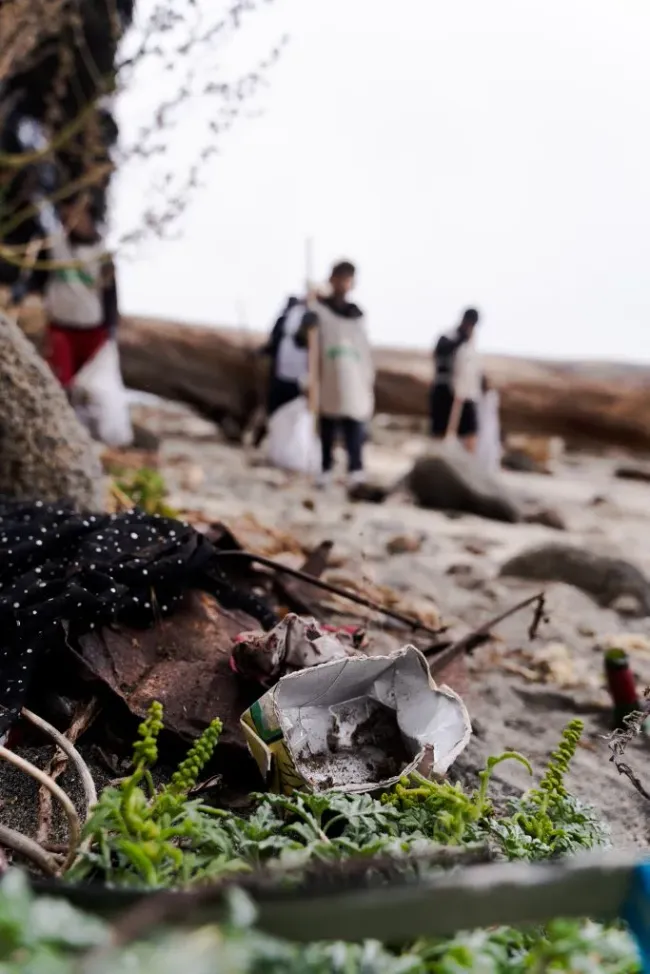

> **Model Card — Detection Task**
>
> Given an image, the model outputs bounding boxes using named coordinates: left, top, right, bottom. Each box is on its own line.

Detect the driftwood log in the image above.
left=119, top=316, right=650, bottom=452
left=0, top=312, right=104, bottom=508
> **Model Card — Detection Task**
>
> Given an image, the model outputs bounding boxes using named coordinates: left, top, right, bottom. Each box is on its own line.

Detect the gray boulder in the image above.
left=0, top=312, right=104, bottom=509
left=406, top=442, right=521, bottom=523
left=500, top=542, right=650, bottom=616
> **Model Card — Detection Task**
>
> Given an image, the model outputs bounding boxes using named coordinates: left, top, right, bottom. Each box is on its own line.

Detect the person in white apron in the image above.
left=16, top=196, right=115, bottom=391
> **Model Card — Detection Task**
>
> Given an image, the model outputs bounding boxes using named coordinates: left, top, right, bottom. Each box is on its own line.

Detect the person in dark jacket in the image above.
left=430, top=308, right=481, bottom=452
left=260, top=296, right=316, bottom=417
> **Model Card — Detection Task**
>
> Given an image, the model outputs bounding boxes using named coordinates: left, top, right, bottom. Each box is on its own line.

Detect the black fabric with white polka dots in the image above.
left=0, top=499, right=276, bottom=734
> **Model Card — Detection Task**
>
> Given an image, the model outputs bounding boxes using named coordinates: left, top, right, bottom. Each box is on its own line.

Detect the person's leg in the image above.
left=268, top=377, right=300, bottom=417
left=342, top=418, right=364, bottom=476
left=46, top=325, right=75, bottom=388
left=458, top=401, right=478, bottom=453
left=461, top=434, right=478, bottom=453
left=71, top=326, right=109, bottom=377
left=430, top=384, right=452, bottom=439
left=319, top=416, right=336, bottom=474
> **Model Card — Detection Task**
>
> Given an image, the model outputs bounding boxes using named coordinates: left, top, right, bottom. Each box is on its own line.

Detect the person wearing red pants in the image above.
left=46, top=199, right=118, bottom=389
left=14, top=197, right=116, bottom=390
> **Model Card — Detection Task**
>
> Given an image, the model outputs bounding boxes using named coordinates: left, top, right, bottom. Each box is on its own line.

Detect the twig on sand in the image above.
left=608, top=701, right=650, bottom=803
left=0, top=745, right=81, bottom=873
left=528, top=593, right=548, bottom=640
left=611, top=760, right=650, bottom=803
left=22, top=701, right=99, bottom=847
left=107, top=482, right=135, bottom=513
left=0, top=824, right=59, bottom=876
left=216, top=550, right=447, bottom=638
left=428, top=592, right=546, bottom=678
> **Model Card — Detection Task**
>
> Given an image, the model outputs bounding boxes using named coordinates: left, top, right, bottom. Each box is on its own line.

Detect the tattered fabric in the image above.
left=0, top=500, right=275, bottom=734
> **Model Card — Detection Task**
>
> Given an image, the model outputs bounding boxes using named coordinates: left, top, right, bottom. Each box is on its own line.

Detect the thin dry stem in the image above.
left=608, top=696, right=650, bottom=803
left=2, top=0, right=284, bottom=262
left=0, top=744, right=80, bottom=872
left=0, top=823, right=59, bottom=877
left=22, top=703, right=98, bottom=847
left=428, top=591, right=547, bottom=677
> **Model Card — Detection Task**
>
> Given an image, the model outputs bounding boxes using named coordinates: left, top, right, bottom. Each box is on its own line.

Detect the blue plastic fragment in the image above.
left=623, top=861, right=650, bottom=972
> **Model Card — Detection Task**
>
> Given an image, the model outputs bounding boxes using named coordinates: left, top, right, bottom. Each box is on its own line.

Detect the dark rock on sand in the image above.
left=386, top=533, right=424, bottom=555
left=406, top=445, right=521, bottom=523
left=502, top=449, right=550, bottom=475
left=500, top=543, right=650, bottom=616
left=348, top=481, right=391, bottom=504
left=615, top=465, right=650, bottom=484
left=131, top=422, right=161, bottom=452
left=522, top=507, right=567, bottom=531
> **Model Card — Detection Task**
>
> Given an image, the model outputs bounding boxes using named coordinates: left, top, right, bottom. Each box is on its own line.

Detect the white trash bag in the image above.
left=476, top=388, right=502, bottom=474
left=71, top=339, right=133, bottom=448
left=267, top=396, right=320, bottom=474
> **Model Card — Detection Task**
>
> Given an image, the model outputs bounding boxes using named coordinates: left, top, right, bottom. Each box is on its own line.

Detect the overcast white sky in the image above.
left=115, top=0, right=650, bottom=361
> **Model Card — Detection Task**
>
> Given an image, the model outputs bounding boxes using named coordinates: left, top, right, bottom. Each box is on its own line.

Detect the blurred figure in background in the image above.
left=430, top=307, right=481, bottom=453
left=13, top=195, right=115, bottom=391
left=261, top=295, right=316, bottom=418
left=297, top=260, right=374, bottom=486
left=10, top=195, right=132, bottom=447
left=476, top=374, right=502, bottom=473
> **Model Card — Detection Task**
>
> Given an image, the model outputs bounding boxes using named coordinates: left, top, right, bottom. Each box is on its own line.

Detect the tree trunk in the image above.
left=119, top=316, right=650, bottom=453
left=0, top=312, right=104, bottom=508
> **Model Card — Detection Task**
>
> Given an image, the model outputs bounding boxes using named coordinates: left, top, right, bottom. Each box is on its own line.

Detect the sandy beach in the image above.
left=132, top=400, right=650, bottom=848
left=2, top=393, right=649, bottom=856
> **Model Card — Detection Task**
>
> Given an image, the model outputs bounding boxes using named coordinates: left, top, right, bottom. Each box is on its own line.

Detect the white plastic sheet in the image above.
left=477, top=388, right=502, bottom=474
left=71, top=339, right=133, bottom=448
left=266, top=396, right=320, bottom=474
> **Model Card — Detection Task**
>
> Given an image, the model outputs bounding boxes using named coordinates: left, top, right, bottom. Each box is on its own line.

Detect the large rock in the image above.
left=500, top=543, right=650, bottom=616
left=0, top=312, right=103, bottom=508
left=405, top=443, right=521, bottom=523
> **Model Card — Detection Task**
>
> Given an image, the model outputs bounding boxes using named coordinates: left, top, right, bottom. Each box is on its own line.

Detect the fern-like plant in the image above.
left=68, top=709, right=609, bottom=888
left=114, top=467, right=178, bottom=518
left=67, top=704, right=241, bottom=888
left=381, top=752, right=532, bottom=846
left=479, top=719, right=610, bottom=860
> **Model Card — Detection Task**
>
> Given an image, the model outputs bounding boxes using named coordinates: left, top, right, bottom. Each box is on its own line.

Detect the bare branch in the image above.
left=1, top=0, right=285, bottom=271
left=608, top=695, right=650, bottom=803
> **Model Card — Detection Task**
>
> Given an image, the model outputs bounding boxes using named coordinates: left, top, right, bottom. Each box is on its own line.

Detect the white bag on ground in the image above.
left=267, top=396, right=320, bottom=474
left=476, top=389, right=502, bottom=474
left=71, top=339, right=133, bottom=448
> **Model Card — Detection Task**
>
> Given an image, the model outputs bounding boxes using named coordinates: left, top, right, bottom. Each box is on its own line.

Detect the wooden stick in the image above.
left=307, top=325, right=320, bottom=420
left=304, top=237, right=320, bottom=426
left=428, top=592, right=546, bottom=676
left=214, top=550, right=446, bottom=638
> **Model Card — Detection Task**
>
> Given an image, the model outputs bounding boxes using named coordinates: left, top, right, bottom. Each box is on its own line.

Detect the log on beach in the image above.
left=119, top=317, right=265, bottom=440
left=118, top=316, right=650, bottom=452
